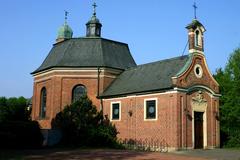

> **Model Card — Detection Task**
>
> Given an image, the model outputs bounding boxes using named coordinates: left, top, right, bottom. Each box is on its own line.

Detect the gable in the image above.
left=172, top=53, right=219, bottom=94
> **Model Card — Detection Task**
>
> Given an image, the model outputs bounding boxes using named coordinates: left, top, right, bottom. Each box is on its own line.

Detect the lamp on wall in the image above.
left=184, top=108, right=192, bottom=120
left=128, top=110, right=133, bottom=117
left=214, top=111, right=220, bottom=121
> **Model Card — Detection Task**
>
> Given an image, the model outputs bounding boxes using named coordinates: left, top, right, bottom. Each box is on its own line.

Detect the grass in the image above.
left=0, top=150, right=25, bottom=160
left=223, top=147, right=240, bottom=150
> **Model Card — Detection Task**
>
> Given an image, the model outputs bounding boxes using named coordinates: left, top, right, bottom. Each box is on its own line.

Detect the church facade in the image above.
left=31, top=6, right=220, bottom=150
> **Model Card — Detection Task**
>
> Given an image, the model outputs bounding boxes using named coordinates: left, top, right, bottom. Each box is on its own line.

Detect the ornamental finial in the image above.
left=64, top=10, right=69, bottom=24
left=193, top=1, right=197, bottom=19
left=92, top=2, right=97, bottom=16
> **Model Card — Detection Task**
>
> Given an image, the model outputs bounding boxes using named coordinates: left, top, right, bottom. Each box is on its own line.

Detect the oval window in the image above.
left=194, top=64, right=203, bottom=78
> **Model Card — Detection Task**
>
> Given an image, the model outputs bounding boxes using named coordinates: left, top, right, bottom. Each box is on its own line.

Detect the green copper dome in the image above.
left=57, top=23, right=73, bottom=40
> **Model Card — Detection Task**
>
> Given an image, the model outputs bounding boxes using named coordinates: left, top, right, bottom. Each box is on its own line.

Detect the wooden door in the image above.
left=194, top=112, right=203, bottom=149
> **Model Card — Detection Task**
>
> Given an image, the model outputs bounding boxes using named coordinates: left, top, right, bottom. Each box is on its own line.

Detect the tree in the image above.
left=214, top=48, right=240, bottom=147
left=0, top=96, right=31, bottom=122
left=51, top=95, right=119, bottom=147
left=0, top=96, right=43, bottom=148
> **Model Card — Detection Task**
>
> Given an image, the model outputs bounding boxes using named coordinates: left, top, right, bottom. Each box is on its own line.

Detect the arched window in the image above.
left=195, top=30, right=201, bottom=46
left=40, top=87, right=47, bottom=118
left=72, top=85, right=87, bottom=103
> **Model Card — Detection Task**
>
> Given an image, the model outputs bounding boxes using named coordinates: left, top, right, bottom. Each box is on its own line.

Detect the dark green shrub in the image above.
left=0, top=96, right=43, bottom=149
left=91, top=120, right=119, bottom=147
left=52, top=95, right=119, bottom=147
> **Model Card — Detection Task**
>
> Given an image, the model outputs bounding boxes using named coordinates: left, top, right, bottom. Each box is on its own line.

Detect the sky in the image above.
left=0, top=0, right=239, bottom=98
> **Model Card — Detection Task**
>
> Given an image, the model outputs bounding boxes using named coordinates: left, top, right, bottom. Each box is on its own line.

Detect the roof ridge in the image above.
left=58, top=40, right=73, bottom=65
left=99, top=38, right=105, bottom=67
left=125, top=55, right=189, bottom=71
left=67, top=37, right=129, bottom=45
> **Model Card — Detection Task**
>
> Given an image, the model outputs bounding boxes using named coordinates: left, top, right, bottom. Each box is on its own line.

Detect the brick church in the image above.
left=31, top=4, right=220, bottom=150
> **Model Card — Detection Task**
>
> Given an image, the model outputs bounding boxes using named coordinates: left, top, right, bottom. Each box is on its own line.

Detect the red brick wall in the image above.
left=102, top=90, right=219, bottom=150
left=102, top=54, right=220, bottom=150
left=103, top=92, right=180, bottom=149
left=31, top=68, right=121, bottom=129
left=32, top=78, right=53, bottom=128
left=188, top=29, right=204, bottom=52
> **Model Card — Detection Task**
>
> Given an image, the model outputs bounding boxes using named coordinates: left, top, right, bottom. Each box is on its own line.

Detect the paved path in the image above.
left=25, top=149, right=207, bottom=160
left=173, top=149, right=240, bottom=160
left=3, top=148, right=239, bottom=160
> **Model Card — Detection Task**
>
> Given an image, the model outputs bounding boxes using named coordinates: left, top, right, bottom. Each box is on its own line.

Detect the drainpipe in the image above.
left=186, top=108, right=187, bottom=150
left=184, top=105, right=188, bottom=150
left=97, top=67, right=103, bottom=111
left=97, top=67, right=101, bottom=97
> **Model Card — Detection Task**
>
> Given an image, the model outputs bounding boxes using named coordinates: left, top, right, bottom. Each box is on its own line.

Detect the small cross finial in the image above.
left=92, top=2, right=97, bottom=16
left=193, top=1, right=197, bottom=19
left=64, top=10, right=69, bottom=24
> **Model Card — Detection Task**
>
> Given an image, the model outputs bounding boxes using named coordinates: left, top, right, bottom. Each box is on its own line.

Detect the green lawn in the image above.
left=0, top=150, right=24, bottom=160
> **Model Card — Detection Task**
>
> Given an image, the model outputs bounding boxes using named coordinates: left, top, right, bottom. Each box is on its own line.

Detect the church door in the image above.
left=194, top=111, right=203, bottom=149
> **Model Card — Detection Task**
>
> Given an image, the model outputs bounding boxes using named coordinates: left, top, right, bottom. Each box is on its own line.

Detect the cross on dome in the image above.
left=93, top=2, right=97, bottom=16
left=64, top=10, right=69, bottom=24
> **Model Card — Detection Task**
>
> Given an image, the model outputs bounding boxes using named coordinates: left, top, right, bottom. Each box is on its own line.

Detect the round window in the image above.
left=194, top=64, right=203, bottom=78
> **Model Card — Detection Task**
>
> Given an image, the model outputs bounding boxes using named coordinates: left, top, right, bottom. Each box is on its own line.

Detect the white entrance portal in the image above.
left=191, top=91, right=207, bottom=149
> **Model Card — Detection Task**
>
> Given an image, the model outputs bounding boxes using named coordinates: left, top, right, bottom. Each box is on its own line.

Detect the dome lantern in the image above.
left=86, top=2, right=102, bottom=37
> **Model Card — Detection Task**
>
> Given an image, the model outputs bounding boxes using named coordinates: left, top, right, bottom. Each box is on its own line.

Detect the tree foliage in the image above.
left=51, top=95, right=119, bottom=147
left=0, top=96, right=43, bottom=148
left=214, top=48, right=240, bottom=147
left=0, top=96, right=31, bottom=122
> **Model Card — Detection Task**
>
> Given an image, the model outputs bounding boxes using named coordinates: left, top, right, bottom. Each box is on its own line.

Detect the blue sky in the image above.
left=0, top=0, right=239, bottom=98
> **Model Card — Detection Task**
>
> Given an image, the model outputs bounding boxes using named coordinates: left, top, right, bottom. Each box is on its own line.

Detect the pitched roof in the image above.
left=100, top=55, right=190, bottom=98
left=32, top=38, right=136, bottom=74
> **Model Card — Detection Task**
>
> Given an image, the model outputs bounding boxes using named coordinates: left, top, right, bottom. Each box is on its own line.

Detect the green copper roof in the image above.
left=176, top=54, right=192, bottom=77
left=186, top=19, right=206, bottom=31
left=57, top=23, right=73, bottom=39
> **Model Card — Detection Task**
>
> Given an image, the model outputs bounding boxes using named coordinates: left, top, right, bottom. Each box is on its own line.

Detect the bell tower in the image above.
left=186, top=2, right=206, bottom=54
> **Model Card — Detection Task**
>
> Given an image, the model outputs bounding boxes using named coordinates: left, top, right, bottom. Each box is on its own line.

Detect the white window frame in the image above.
left=110, top=101, right=121, bottom=121
left=144, top=98, right=158, bottom=121
left=194, top=64, right=203, bottom=78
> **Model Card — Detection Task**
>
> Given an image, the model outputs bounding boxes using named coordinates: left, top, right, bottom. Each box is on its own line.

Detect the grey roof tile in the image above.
left=100, top=55, right=190, bottom=97
left=32, top=38, right=136, bottom=74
